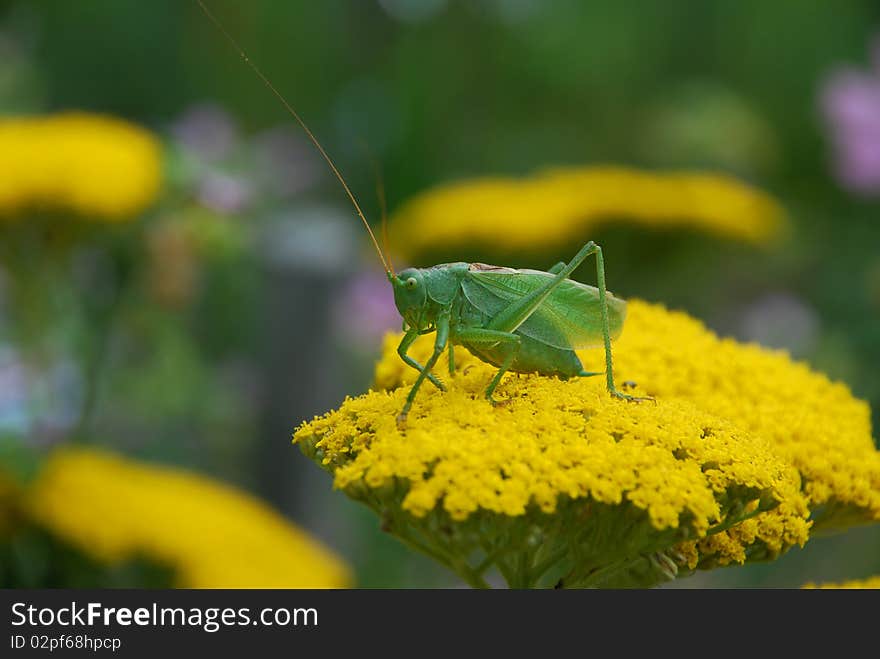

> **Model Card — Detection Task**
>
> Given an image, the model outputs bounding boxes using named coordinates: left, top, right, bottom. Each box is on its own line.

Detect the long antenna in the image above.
left=196, top=0, right=393, bottom=275
left=377, top=167, right=395, bottom=275
left=358, top=138, right=396, bottom=275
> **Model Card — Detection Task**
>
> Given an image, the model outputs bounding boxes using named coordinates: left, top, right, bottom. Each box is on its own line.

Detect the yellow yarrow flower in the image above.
left=575, top=301, right=879, bottom=538
left=26, top=448, right=351, bottom=588
left=374, top=299, right=880, bottom=536
left=0, top=113, right=162, bottom=220
left=295, top=300, right=878, bottom=587
left=804, top=575, right=880, bottom=589
left=388, top=167, right=785, bottom=260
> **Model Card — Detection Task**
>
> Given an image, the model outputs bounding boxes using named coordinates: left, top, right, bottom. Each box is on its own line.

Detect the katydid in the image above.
left=389, top=246, right=650, bottom=425
left=197, top=1, right=651, bottom=426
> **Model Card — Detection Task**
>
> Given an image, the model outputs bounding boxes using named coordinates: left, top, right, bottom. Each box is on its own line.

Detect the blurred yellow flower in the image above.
left=804, top=575, right=880, bottom=589
left=27, top=448, right=351, bottom=588
left=0, top=113, right=162, bottom=220
left=295, top=300, right=878, bottom=587
left=389, top=167, right=785, bottom=260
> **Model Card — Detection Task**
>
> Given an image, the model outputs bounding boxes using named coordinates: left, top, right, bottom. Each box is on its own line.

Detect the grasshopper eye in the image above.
left=406, top=277, right=418, bottom=289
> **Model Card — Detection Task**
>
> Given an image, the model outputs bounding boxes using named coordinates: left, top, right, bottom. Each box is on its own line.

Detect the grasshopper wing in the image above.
left=461, top=266, right=627, bottom=350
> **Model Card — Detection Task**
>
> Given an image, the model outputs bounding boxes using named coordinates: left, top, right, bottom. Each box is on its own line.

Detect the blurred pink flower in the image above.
left=170, top=103, right=239, bottom=163
left=820, top=36, right=880, bottom=196
left=739, top=292, right=819, bottom=356
left=251, top=126, right=321, bottom=198
left=333, top=270, right=400, bottom=350
left=197, top=171, right=253, bottom=214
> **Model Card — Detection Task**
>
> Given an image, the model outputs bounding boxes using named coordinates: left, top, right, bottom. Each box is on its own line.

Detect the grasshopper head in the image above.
left=390, top=268, right=429, bottom=329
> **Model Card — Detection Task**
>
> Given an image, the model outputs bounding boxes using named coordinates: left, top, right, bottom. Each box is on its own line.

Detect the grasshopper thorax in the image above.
left=390, top=263, right=468, bottom=331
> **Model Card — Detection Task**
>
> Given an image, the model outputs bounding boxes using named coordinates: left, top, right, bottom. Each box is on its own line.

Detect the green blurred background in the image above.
left=0, top=0, right=878, bottom=587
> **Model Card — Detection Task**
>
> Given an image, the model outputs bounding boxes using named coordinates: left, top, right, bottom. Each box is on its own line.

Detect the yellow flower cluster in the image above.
left=26, top=448, right=351, bottom=588
left=311, top=379, right=800, bottom=533
left=804, top=575, right=880, bottom=589
left=0, top=113, right=162, bottom=220
left=296, top=300, right=878, bottom=585
left=388, top=167, right=785, bottom=260
left=575, top=300, right=879, bottom=538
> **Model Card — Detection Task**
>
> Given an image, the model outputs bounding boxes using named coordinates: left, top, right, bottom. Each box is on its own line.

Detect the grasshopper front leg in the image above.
left=398, top=314, right=449, bottom=427
left=397, top=328, right=447, bottom=392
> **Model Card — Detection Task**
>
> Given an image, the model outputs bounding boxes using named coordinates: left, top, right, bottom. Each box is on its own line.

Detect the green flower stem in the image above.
left=72, top=255, right=131, bottom=442
left=494, top=557, right=516, bottom=588
left=475, top=541, right=503, bottom=575
left=73, top=300, right=120, bottom=442
left=571, top=558, right=633, bottom=588
left=71, top=237, right=134, bottom=442
left=509, top=552, right=531, bottom=589
left=527, top=547, right=568, bottom=586
left=456, top=564, right=492, bottom=589
left=704, top=499, right=774, bottom=537
left=365, top=491, right=492, bottom=589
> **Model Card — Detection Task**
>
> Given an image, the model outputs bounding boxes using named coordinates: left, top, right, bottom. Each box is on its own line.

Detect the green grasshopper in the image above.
left=198, top=1, right=650, bottom=426
left=389, top=249, right=647, bottom=425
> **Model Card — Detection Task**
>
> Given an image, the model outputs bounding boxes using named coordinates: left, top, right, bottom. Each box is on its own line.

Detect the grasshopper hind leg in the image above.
left=582, top=242, right=654, bottom=404
left=576, top=368, right=653, bottom=402
left=455, top=328, right=522, bottom=405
